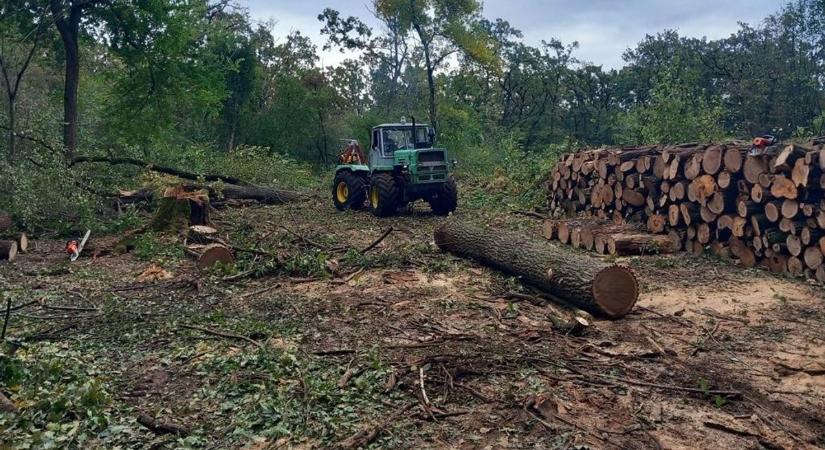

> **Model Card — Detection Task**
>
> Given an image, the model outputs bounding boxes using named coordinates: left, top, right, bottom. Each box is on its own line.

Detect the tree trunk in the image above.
left=434, top=221, right=639, bottom=319
left=7, top=98, right=15, bottom=161
left=220, top=184, right=304, bottom=204
left=51, top=1, right=82, bottom=159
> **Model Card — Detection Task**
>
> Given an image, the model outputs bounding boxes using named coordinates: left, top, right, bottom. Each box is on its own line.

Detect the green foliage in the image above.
left=0, top=345, right=112, bottom=448
left=132, top=232, right=184, bottom=265
left=617, top=61, right=726, bottom=144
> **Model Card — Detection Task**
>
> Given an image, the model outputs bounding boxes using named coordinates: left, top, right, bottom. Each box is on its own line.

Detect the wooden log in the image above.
left=744, top=155, right=767, bottom=184
left=188, top=225, right=220, bottom=245
left=0, top=240, right=18, bottom=262
left=700, top=205, right=718, bottom=223
left=542, top=220, right=556, bottom=240
left=816, top=264, right=825, bottom=283
left=622, top=189, right=646, bottom=208
left=680, top=203, right=699, bottom=226
left=750, top=214, right=770, bottom=236
left=770, top=175, right=798, bottom=199
left=668, top=204, right=681, bottom=227
left=787, top=235, right=803, bottom=257
left=781, top=199, right=799, bottom=219
left=779, top=218, right=804, bottom=235
left=773, top=144, right=808, bottom=170
left=688, top=175, right=716, bottom=205
left=792, top=159, right=810, bottom=187
left=670, top=180, right=687, bottom=201
left=787, top=256, right=804, bottom=277
left=433, top=221, right=639, bottom=319
left=195, top=244, right=235, bottom=270
left=697, top=223, right=712, bottom=244
left=767, top=254, right=788, bottom=274
left=717, top=171, right=733, bottom=189
left=702, top=145, right=723, bottom=175
left=723, top=146, right=744, bottom=173
left=667, top=229, right=685, bottom=252
left=684, top=153, right=703, bottom=179
left=764, top=201, right=781, bottom=222
left=750, top=184, right=766, bottom=203
left=16, top=233, right=28, bottom=253
left=801, top=226, right=825, bottom=246
left=608, top=233, right=679, bottom=255
left=803, top=246, right=823, bottom=270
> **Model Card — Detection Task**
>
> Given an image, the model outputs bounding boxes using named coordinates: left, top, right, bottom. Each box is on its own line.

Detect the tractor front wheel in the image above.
left=369, top=173, right=400, bottom=217
left=332, top=171, right=366, bottom=211
left=429, top=177, right=458, bottom=216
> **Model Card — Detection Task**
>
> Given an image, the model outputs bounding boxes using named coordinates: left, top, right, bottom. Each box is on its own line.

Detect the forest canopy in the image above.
left=1, top=0, right=824, bottom=229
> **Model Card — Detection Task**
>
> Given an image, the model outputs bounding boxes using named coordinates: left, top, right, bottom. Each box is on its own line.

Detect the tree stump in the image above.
left=0, top=240, right=18, bottom=262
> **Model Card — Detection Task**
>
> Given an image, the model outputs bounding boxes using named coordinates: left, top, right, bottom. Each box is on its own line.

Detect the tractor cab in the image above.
left=332, top=118, right=457, bottom=217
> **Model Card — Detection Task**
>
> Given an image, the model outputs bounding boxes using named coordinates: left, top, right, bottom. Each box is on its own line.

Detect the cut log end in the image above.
left=592, top=266, right=639, bottom=319
left=196, top=244, right=234, bottom=270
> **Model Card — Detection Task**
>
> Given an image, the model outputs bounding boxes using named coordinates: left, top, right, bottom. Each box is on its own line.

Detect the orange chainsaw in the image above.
left=65, top=230, right=91, bottom=261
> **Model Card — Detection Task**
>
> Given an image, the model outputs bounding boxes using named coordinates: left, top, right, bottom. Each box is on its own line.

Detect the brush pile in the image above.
left=545, top=138, right=825, bottom=281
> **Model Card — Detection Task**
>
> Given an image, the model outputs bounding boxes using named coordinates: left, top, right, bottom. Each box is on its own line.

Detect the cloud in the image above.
left=244, top=0, right=785, bottom=69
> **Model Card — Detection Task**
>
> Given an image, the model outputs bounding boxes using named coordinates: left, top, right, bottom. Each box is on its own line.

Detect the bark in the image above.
left=50, top=0, right=82, bottom=159
left=434, top=221, right=639, bottom=319
left=608, top=233, right=678, bottom=255
left=0, top=240, right=18, bottom=261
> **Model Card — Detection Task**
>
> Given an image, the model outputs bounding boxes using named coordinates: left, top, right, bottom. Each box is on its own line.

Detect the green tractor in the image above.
left=332, top=119, right=458, bottom=217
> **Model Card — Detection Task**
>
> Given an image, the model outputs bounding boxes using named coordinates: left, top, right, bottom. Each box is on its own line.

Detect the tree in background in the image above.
left=374, top=0, right=497, bottom=132
left=0, top=0, right=49, bottom=162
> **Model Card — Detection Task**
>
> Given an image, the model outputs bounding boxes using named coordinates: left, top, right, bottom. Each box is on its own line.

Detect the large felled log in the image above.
left=0, top=240, right=18, bottom=262
left=219, top=184, right=304, bottom=205
left=434, top=221, right=638, bottom=319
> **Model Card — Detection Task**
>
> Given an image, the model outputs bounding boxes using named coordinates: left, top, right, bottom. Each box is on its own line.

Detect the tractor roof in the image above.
left=374, top=123, right=431, bottom=129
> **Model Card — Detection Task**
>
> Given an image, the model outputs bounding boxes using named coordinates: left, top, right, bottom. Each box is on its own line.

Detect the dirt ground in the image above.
left=1, top=191, right=824, bottom=449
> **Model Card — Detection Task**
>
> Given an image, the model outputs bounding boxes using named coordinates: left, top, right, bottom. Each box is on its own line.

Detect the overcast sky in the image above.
left=244, top=0, right=786, bottom=69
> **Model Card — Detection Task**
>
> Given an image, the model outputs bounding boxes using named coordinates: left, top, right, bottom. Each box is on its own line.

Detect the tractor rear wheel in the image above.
left=429, top=177, right=458, bottom=216
left=369, top=173, right=400, bottom=217
left=332, top=171, right=366, bottom=211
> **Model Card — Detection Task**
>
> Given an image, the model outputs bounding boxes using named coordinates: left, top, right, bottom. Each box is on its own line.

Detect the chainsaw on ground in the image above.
left=66, top=230, right=91, bottom=261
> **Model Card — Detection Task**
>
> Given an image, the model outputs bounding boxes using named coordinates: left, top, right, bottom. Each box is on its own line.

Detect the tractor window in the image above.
left=381, top=127, right=432, bottom=154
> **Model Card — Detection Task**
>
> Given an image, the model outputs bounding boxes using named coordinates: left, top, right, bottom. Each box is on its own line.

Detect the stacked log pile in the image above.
left=546, top=138, right=825, bottom=282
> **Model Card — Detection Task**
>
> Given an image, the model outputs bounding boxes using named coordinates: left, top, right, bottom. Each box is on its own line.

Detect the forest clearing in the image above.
left=1, top=170, right=824, bottom=449
left=3, top=0, right=825, bottom=448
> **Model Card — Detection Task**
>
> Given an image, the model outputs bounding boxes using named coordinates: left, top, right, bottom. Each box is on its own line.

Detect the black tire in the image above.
left=332, top=171, right=366, bottom=211
left=429, top=177, right=458, bottom=216
left=369, top=173, right=401, bottom=217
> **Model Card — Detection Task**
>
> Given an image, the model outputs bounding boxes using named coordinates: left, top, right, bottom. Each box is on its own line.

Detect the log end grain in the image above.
left=591, top=265, right=639, bottom=319
left=196, top=244, right=234, bottom=270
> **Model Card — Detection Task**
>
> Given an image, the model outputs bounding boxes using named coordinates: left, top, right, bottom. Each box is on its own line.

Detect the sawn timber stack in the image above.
left=434, top=220, right=639, bottom=319
left=546, top=138, right=825, bottom=282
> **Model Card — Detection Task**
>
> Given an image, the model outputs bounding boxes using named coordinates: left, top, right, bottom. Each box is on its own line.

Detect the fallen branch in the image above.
left=70, top=156, right=250, bottom=185
left=333, top=403, right=415, bottom=449
left=179, top=324, right=263, bottom=350
left=361, top=227, right=393, bottom=253
left=137, top=413, right=190, bottom=436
